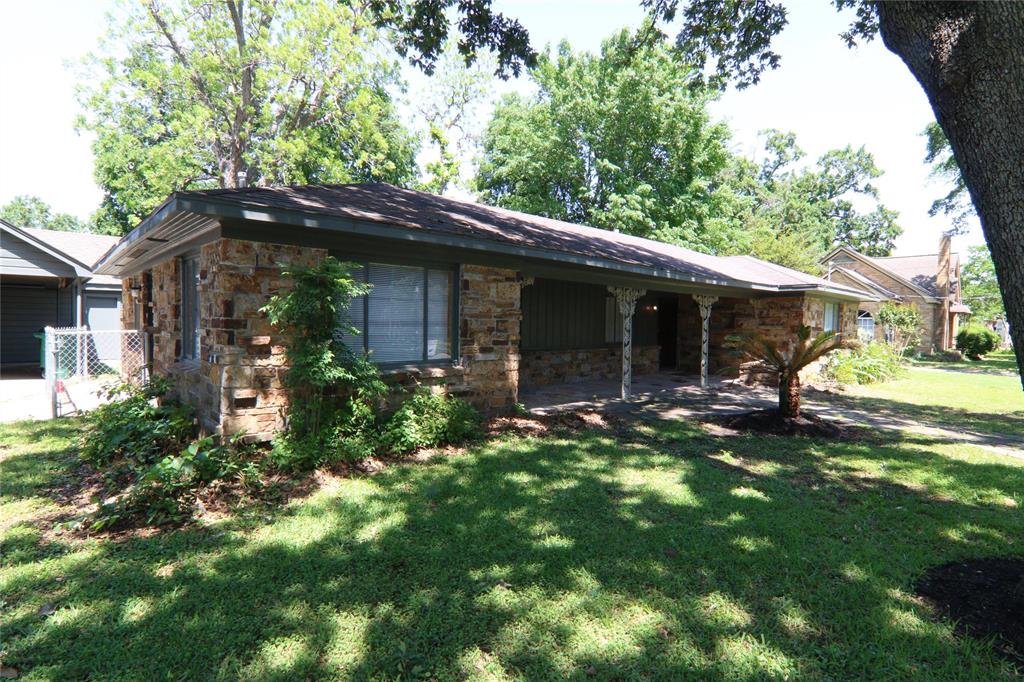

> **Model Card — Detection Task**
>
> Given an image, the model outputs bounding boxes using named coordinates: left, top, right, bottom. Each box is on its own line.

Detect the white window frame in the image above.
left=823, top=302, right=840, bottom=333
left=856, top=310, right=875, bottom=341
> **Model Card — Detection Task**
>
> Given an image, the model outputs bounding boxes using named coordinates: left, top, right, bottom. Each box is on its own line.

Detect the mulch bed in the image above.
left=915, top=557, right=1024, bottom=667
left=704, top=408, right=849, bottom=438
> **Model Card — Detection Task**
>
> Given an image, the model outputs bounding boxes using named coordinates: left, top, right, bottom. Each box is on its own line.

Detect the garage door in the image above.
left=1, top=283, right=58, bottom=365
left=85, top=294, right=121, bottom=331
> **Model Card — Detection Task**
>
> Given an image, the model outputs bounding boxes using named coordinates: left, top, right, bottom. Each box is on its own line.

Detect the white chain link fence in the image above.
left=43, top=327, right=148, bottom=418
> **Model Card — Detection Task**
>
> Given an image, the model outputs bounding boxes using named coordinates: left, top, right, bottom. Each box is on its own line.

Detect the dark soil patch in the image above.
left=915, top=557, right=1024, bottom=667
left=705, top=408, right=854, bottom=439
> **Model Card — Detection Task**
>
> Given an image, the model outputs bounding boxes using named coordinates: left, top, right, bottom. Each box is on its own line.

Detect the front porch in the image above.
left=521, top=370, right=776, bottom=417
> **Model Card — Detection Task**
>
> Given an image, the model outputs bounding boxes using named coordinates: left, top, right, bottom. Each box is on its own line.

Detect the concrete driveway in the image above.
left=0, top=367, right=51, bottom=422
left=1, top=366, right=112, bottom=422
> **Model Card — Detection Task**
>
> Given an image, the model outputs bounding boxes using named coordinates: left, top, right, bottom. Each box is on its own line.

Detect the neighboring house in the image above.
left=94, top=183, right=871, bottom=440
left=1, top=220, right=122, bottom=370
left=822, top=234, right=971, bottom=353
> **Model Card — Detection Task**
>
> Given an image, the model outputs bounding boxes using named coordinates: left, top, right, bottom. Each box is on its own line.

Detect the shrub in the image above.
left=91, top=434, right=264, bottom=529
left=382, top=389, right=483, bottom=454
left=81, top=377, right=194, bottom=467
left=956, top=325, right=1000, bottom=360
left=824, top=342, right=905, bottom=385
left=271, top=398, right=382, bottom=471
left=877, top=302, right=922, bottom=356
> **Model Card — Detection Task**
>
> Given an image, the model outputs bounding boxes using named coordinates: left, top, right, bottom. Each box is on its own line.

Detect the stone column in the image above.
left=608, top=287, right=646, bottom=400
left=693, top=294, right=718, bottom=387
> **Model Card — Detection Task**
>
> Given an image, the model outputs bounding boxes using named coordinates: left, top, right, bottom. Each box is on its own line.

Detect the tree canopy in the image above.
left=476, top=29, right=735, bottom=251
left=0, top=196, right=90, bottom=233
left=474, top=31, right=900, bottom=270
left=78, top=0, right=418, bottom=234
left=961, top=245, right=1005, bottom=324
left=923, top=122, right=973, bottom=234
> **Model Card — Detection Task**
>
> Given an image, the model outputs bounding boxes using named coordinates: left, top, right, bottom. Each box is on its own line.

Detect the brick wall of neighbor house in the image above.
left=520, top=345, right=660, bottom=387
left=828, top=260, right=940, bottom=352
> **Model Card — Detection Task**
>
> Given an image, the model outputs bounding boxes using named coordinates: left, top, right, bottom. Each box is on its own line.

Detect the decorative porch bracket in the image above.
left=608, top=287, right=646, bottom=400
left=693, top=295, right=718, bottom=388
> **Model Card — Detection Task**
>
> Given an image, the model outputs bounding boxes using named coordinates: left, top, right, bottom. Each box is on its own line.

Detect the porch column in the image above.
left=693, top=295, right=718, bottom=387
left=608, top=286, right=646, bottom=400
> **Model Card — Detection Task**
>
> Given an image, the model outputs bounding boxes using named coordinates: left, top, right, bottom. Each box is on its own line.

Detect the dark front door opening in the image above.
left=657, top=295, right=678, bottom=369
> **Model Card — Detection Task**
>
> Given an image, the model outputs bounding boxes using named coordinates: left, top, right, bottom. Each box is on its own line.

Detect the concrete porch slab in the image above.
left=521, top=371, right=776, bottom=418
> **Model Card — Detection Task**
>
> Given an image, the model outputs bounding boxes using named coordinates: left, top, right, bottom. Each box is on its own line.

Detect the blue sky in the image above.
left=0, top=0, right=983, bottom=257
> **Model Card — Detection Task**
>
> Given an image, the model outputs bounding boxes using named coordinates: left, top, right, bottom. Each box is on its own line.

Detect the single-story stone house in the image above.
left=822, top=234, right=970, bottom=353
left=1, top=219, right=122, bottom=372
left=93, top=184, right=870, bottom=440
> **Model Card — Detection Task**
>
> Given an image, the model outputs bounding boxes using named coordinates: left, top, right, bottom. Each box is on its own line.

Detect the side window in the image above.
left=823, top=302, right=840, bottom=333
left=180, top=256, right=200, bottom=360
left=857, top=310, right=875, bottom=341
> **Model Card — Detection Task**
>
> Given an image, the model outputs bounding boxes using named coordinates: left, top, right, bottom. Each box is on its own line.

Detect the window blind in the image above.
left=336, top=261, right=454, bottom=364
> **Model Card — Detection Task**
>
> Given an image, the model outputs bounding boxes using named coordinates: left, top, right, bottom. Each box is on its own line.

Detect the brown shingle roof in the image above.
left=22, top=228, right=120, bottom=268
left=871, top=253, right=959, bottom=298
left=178, top=183, right=843, bottom=290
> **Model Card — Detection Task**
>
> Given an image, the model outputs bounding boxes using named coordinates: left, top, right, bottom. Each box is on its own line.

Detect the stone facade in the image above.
left=457, top=265, right=521, bottom=412
left=131, top=235, right=848, bottom=436
left=520, top=345, right=660, bottom=387
left=132, top=243, right=521, bottom=439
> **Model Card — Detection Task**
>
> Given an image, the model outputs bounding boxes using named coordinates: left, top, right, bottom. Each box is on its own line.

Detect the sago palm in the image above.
left=733, top=325, right=846, bottom=420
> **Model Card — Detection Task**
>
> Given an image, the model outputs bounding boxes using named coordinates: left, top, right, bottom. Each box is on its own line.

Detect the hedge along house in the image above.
left=93, top=184, right=870, bottom=440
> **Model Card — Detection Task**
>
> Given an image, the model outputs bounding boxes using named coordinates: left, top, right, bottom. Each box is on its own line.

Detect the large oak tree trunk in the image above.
left=877, top=2, right=1024, bottom=388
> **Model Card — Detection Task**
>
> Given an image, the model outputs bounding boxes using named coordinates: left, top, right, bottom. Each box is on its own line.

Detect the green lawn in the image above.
left=841, top=366, right=1024, bottom=439
left=4, top=379, right=1024, bottom=679
left=913, top=349, right=1020, bottom=375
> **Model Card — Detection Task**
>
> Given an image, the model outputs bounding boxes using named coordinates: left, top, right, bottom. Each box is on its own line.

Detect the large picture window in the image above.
left=338, top=261, right=455, bottom=365
left=180, top=255, right=200, bottom=360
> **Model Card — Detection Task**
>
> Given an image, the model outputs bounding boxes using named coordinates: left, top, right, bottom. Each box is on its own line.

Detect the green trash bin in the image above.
left=33, top=332, right=46, bottom=376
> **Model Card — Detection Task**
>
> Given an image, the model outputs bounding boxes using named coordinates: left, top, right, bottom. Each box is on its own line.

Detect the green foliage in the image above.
left=413, top=40, right=495, bottom=193
left=475, top=29, right=736, bottom=252
left=877, top=302, right=922, bottom=356
left=367, top=0, right=535, bottom=78
left=81, top=377, right=194, bottom=467
left=382, top=389, right=483, bottom=454
left=80, top=378, right=266, bottom=529
left=263, top=257, right=387, bottom=469
left=92, top=434, right=264, bottom=530
left=923, top=122, right=974, bottom=234
left=956, top=326, right=1001, bottom=361
left=824, top=342, right=905, bottom=385
left=475, top=33, right=900, bottom=268
left=0, top=195, right=91, bottom=233
left=731, top=324, right=846, bottom=419
left=718, top=130, right=901, bottom=270
left=961, top=245, right=1005, bottom=323
left=77, top=0, right=418, bottom=234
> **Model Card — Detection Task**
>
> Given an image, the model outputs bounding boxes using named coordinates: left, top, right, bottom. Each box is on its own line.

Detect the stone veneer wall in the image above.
left=520, top=345, right=660, bottom=388
left=134, top=247, right=522, bottom=439
left=457, top=265, right=522, bottom=413
left=704, top=295, right=840, bottom=382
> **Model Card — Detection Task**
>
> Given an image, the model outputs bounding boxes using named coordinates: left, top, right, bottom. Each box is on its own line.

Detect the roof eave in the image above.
left=821, top=245, right=939, bottom=302
left=0, top=220, right=93, bottom=276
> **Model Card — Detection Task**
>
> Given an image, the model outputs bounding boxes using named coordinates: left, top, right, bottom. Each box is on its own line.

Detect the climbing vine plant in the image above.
left=262, top=257, right=385, bottom=467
